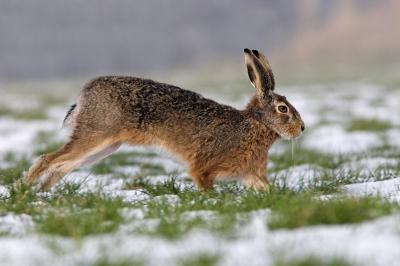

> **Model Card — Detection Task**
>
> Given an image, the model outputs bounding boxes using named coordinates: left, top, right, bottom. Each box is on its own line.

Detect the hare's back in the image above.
left=82, top=76, right=243, bottom=129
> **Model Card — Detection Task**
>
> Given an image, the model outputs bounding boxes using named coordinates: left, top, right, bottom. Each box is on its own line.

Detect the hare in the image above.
left=22, top=48, right=304, bottom=192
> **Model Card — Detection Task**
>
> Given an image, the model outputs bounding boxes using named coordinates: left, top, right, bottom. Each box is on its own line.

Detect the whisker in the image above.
left=291, top=138, right=297, bottom=165
left=291, top=138, right=294, bottom=163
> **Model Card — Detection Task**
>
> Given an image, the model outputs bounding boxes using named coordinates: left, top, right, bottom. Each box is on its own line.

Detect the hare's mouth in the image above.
left=294, top=132, right=303, bottom=139
left=280, top=132, right=302, bottom=140
left=280, top=134, right=292, bottom=140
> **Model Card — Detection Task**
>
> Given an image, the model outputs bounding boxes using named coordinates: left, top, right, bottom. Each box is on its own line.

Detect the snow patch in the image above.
left=303, top=125, right=382, bottom=153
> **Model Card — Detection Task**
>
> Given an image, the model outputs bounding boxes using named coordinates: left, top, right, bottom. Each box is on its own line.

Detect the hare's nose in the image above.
left=301, top=125, right=305, bottom=132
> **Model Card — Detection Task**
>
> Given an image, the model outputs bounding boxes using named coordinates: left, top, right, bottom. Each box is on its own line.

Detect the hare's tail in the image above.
left=62, top=103, right=77, bottom=129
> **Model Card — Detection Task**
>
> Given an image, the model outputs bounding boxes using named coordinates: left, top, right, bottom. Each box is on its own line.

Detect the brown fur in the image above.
left=22, top=49, right=305, bottom=192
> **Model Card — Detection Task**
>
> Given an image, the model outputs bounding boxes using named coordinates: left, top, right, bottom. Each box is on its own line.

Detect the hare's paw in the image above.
left=242, top=175, right=270, bottom=192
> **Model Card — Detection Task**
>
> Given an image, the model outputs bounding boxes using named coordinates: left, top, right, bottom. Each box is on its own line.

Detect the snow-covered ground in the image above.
left=0, top=81, right=400, bottom=265
left=0, top=211, right=399, bottom=266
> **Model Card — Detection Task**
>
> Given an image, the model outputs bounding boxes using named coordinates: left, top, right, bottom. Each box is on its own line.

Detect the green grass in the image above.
left=0, top=106, right=48, bottom=120
left=34, top=184, right=130, bottom=238
left=1, top=182, right=39, bottom=215
left=347, top=118, right=392, bottom=132
left=124, top=174, right=184, bottom=196
left=121, top=176, right=400, bottom=239
left=179, top=253, right=220, bottom=266
left=34, top=195, right=127, bottom=238
left=78, top=258, right=145, bottom=266
left=1, top=181, right=129, bottom=237
left=127, top=179, right=244, bottom=239
left=274, top=256, right=356, bottom=266
left=268, top=193, right=399, bottom=229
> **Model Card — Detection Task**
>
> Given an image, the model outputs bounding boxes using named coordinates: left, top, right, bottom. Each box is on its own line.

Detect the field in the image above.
left=0, top=73, right=400, bottom=266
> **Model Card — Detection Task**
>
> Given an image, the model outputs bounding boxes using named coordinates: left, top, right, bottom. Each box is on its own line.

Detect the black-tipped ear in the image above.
left=244, top=49, right=256, bottom=86
left=252, top=50, right=260, bottom=57
left=244, top=48, right=274, bottom=100
left=252, top=50, right=275, bottom=89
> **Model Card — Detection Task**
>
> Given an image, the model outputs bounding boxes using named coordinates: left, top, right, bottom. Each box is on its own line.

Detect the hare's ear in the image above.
left=244, top=48, right=274, bottom=101
left=252, top=50, right=275, bottom=90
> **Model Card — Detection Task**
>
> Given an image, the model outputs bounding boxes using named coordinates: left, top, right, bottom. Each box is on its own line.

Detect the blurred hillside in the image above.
left=272, top=0, right=400, bottom=77
left=0, top=0, right=399, bottom=80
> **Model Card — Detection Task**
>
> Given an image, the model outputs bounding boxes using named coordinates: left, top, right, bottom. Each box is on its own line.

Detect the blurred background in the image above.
left=1, top=0, right=400, bottom=82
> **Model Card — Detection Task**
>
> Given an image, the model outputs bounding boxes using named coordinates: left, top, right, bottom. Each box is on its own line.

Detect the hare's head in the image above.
left=244, top=48, right=305, bottom=140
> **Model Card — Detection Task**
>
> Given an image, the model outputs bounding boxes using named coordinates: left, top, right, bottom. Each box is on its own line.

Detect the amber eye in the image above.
left=278, top=105, right=288, bottom=113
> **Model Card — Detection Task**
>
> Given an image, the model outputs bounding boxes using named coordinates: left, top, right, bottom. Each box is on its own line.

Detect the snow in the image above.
left=266, top=214, right=400, bottom=266
left=302, top=124, right=383, bottom=153
left=0, top=214, right=34, bottom=236
left=0, top=81, right=400, bottom=265
left=0, top=213, right=400, bottom=266
left=0, top=118, right=57, bottom=156
left=387, top=128, right=400, bottom=147
left=345, top=178, right=400, bottom=199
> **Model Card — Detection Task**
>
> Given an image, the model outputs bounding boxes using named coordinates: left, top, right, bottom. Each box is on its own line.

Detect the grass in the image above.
left=0, top=182, right=130, bottom=237
left=2, top=162, right=399, bottom=238
left=124, top=173, right=184, bottom=196
left=274, top=256, right=356, bottom=266
left=179, top=254, right=220, bottom=266
left=0, top=106, right=48, bottom=120
left=7, top=174, right=394, bottom=241
left=79, top=258, right=145, bottom=266
left=347, top=118, right=392, bottom=132
left=1, top=182, right=39, bottom=215
left=34, top=193, right=127, bottom=238
left=268, top=193, right=399, bottom=229
left=121, top=176, right=400, bottom=238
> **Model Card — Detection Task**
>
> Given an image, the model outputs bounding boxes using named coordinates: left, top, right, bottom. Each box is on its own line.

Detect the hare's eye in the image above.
left=278, top=105, right=288, bottom=113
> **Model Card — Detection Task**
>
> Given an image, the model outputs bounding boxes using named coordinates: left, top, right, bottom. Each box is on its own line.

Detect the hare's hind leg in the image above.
left=38, top=141, right=122, bottom=191
left=23, top=142, right=77, bottom=187
left=24, top=138, right=121, bottom=191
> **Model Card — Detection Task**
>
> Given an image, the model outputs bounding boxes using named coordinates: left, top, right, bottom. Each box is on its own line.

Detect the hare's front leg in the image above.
left=242, top=168, right=270, bottom=191
left=188, top=168, right=215, bottom=191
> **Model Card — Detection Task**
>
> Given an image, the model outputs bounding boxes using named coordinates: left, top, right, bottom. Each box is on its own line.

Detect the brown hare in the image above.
left=22, top=48, right=304, bottom=192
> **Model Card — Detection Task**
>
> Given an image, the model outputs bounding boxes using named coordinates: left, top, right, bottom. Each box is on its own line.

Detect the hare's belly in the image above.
left=150, top=143, right=186, bottom=167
